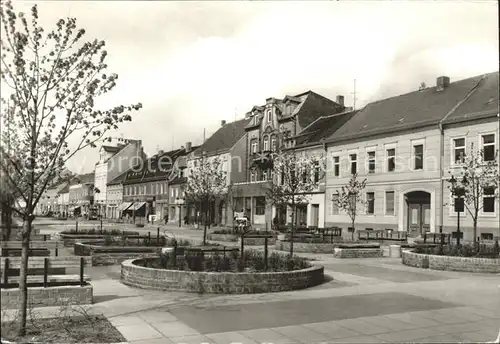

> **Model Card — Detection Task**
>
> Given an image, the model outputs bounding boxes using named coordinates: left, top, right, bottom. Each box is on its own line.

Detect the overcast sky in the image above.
left=10, top=0, right=500, bottom=174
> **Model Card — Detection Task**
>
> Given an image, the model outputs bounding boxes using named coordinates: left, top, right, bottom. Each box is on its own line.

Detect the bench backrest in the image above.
left=0, top=241, right=62, bottom=250
left=0, top=256, right=91, bottom=270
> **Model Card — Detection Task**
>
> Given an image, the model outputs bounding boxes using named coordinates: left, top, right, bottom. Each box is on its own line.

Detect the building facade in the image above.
left=68, top=172, right=96, bottom=217
left=232, top=91, right=345, bottom=227
left=93, top=139, right=144, bottom=217
left=323, top=72, right=499, bottom=241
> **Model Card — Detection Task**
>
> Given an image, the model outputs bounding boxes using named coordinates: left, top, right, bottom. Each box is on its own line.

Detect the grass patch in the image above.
left=1, top=315, right=125, bottom=343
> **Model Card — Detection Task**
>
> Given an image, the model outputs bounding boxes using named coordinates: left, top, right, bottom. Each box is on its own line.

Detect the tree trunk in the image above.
left=18, top=217, right=33, bottom=336
left=202, top=204, right=208, bottom=245
left=240, top=232, right=245, bottom=261
left=290, top=202, right=295, bottom=257
left=473, top=217, right=478, bottom=245
left=1, top=200, right=13, bottom=241
left=351, top=218, right=355, bottom=241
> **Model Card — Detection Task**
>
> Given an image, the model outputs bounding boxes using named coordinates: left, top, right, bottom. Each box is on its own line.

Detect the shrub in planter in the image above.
left=414, top=243, right=499, bottom=258
left=136, top=224, right=145, bottom=228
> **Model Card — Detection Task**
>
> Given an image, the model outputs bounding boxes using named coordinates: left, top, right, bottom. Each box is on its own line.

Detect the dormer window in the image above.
left=267, top=110, right=272, bottom=122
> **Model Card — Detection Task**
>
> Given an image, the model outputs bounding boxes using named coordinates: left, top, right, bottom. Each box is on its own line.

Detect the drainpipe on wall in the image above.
left=437, top=75, right=485, bottom=233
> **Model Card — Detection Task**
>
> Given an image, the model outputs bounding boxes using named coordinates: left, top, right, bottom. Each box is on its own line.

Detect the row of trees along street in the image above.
left=0, top=0, right=142, bottom=335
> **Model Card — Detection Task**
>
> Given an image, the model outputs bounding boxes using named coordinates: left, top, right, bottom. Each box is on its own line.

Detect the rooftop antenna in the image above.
left=203, top=128, right=206, bottom=143
left=350, top=78, right=358, bottom=110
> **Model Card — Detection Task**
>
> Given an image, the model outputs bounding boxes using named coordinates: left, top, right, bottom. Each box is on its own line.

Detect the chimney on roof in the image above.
left=336, top=95, right=345, bottom=107
left=158, top=150, right=164, bottom=156
left=185, top=142, right=192, bottom=152
left=221, top=120, right=226, bottom=127
left=436, top=76, right=450, bottom=91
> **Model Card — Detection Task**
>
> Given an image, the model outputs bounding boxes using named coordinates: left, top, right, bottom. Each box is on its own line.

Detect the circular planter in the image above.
left=275, top=239, right=334, bottom=253
left=121, top=258, right=324, bottom=294
left=59, top=231, right=139, bottom=247
left=402, top=250, right=500, bottom=273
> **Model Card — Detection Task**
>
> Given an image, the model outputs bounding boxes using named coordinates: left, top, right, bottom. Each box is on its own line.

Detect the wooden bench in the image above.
left=1, top=256, right=91, bottom=287
left=1, top=240, right=62, bottom=257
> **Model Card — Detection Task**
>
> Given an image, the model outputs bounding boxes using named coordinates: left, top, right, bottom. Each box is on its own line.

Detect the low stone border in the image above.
left=121, top=258, right=324, bottom=294
left=59, top=231, right=139, bottom=247
left=239, top=236, right=276, bottom=246
left=206, top=233, right=238, bottom=242
left=1, top=284, right=93, bottom=309
left=402, top=250, right=500, bottom=273
left=275, top=239, right=336, bottom=253
left=333, top=247, right=383, bottom=258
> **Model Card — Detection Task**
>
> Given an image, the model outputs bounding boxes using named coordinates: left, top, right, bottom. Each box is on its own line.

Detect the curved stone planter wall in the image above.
left=402, top=250, right=500, bottom=273
left=121, top=258, right=324, bottom=294
left=207, top=233, right=238, bottom=242
left=74, top=241, right=162, bottom=266
left=59, top=231, right=139, bottom=247
left=275, top=239, right=333, bottom=253
left=333, top=247, right=383, bottom=258
left=1, top=284, right=93, bottom=309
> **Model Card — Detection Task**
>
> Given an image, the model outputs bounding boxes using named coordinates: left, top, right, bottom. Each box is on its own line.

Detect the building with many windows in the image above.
left=231, top=91, right=346, bottom=226
left=323, top=72, right=499, bottom=241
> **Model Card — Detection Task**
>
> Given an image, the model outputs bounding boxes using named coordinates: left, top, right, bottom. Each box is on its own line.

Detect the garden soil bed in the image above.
left=1, top=315, right=125, bottom=343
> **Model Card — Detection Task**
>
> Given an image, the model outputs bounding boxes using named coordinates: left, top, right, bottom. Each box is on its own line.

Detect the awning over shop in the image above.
left=117, top=202, right=133, bottom=211
left=130, top=202, right=146, bottom=211
left=69, top=206, right=81, bottom=212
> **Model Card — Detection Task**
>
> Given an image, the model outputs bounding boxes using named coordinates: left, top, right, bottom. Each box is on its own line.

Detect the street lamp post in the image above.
left=175, top=198, right=184, bottom=228
left=449, top=175, right=466, bottom=246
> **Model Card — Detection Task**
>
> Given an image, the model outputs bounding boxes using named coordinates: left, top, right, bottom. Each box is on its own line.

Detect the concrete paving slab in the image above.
left=108, top=315, right=149, bottom=327
left=271, top=325, right=330, bottom=343
left=129, top=338, right=174, bottom=344
left=356, top=315, right=417, bottom=331
left=384, top=312, right=443, bottom=327
left=138, top=310, right=178, bottom=324
left=205, top=331, right=259, bottom=344
left=432, top=307, right=487, bottom=322
left=239, top=328, right=299, bottom=344
left=333, top=318, right=392, bottom=335
left=151, top=321, right=200, bottom=338
left=458, top=330, right=498, bottom=342
left=412, top=334, right=464, bottom=343
left=168, top=334, right=215, bottom=344
left=409, top=309, right=470, bottom=324
left=115, top=323, right=163, bottom=342
left=169, top=292, right=457, bottom=334
left=374, top=328, right=447, bottom=342
left=329, top=335, right=386, bottom=343
left=302, top=321, right=362, bottom=339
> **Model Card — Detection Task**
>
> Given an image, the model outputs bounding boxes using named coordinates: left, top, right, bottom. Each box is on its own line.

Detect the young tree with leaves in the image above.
left=184, top=155, right=228, bottom=245
left=266, top=150, right=325, bottom=256
left=0, top=1, right=142, bottom=335
left=334, top=173, right=367, bottom=241
left=447, top=143, right=499, bottom=243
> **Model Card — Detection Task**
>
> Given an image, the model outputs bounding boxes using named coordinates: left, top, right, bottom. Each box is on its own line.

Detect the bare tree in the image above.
left=447, top=143, right=499, bottom=243
left=0, top=1, right=141, bottom=335
left=266, top=150, right=325, bottom=256
left=184, top=155, right=228, bottom=245
left=335, top=173, right=367, bottom=240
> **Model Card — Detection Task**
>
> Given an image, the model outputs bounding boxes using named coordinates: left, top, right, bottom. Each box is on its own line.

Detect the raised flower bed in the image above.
left=402, top=242, right=500, bottom=273
left=121, top=250, right=324, bottom=294
left=333, top=243, right=383, bottom=258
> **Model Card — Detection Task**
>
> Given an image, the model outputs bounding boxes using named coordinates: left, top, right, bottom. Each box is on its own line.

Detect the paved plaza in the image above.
left=3, top=219, right=499, bottom=343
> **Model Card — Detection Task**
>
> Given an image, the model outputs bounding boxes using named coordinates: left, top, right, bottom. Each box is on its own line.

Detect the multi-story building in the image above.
left=106, top=170, right=128, bottom=219
left=231, top=91, right=346, bottom=227
left=186, top=119, right=250, bottom=227
left=167, top=142, right=199, bottom=226
left=93, top=139, right=144, bottom=217
left=68, top=172, right=96, bottom=217
left=122, top=148, right=184, bottom=223
left=57, top=184, right=70, bottom=216
left=323, top=72, right=499, bottom=241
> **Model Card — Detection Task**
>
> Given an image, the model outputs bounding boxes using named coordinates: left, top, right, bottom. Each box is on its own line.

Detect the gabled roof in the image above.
left=102, top=145, right=120, bottom=154
left=244, top=91, right=344, bottom=131
left=325, top=73, right=495, bottom=143
left=443, top=71, right=499, bottom=124
left=195, top=118, right=250, bottom=156
left=294, top=110, right=358, bottom=147
left=71, top=172, right=94, bottom=185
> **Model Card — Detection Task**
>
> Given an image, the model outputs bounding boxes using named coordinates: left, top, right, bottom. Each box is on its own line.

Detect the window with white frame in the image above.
left=453, top=137, right=466, bottom=164
left=482, top=134, right=496, bottom=162
left=333, top=156, right=340, bottom=177
left=263, top=136, right=269, bottom=151
left=350, top=153, right=357, bottom=175
left=413, top=144, right=424, bottom=170
left=271, top=135, right=277, bottom=151
left=483, top=187, right=495, bottom=214
left=367, top=151, right=376, bottom=173
left=313, top=161, right=320, bottom=183
left=267, top=110, right=272, bottom=122
left=251, top=139, right=258, bottom=154
left=385, top=191, right=395, bottom=215
left=386, top=148, right=396, bottom=172
left=366, top=192, right=375, bottom=214
left=331, top=194, right=339, bottom=215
